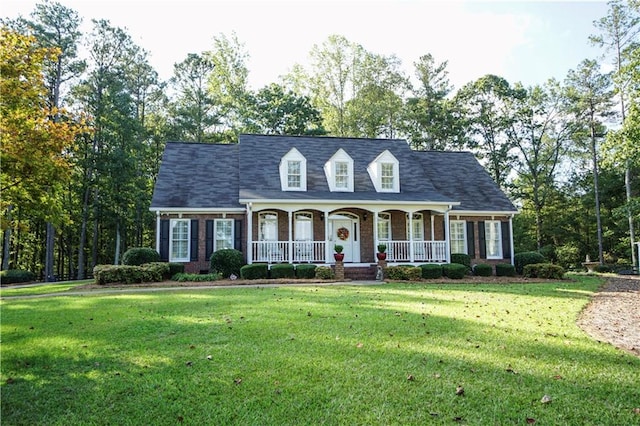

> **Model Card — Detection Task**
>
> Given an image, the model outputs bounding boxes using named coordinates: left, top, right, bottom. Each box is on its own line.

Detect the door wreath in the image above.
left=337, top=227, right=349, bottom=241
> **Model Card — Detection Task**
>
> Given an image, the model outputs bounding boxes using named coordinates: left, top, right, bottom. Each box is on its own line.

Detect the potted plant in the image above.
left=376, top=243, right=387, bottom=261
left=334, top=244, right=344, bottom=261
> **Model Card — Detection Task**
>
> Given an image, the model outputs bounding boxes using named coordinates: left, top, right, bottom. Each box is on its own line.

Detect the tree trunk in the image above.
left=45, top=222, right=55, bottom=281
left=625, top=161, right=637, bottom=266
left=591, top=127, right=604, bottom=265
left=2, top=205, right=13, bottom=270
left=114, top=220, right=121, bottom=265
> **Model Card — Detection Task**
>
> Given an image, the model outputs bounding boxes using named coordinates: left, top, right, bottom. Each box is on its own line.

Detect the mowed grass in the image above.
left=1, top=275, right=638, bottom=425
left=0, top=280, right=93, bottom=297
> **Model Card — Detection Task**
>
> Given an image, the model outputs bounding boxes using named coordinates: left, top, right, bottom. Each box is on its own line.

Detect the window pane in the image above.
left=378, top=213, right=390, bottom=240
left=295, top=213, right=312, bottom=241
left=411, top=214, right=424, bottom=240
left=381, top=163, right=394, bottom=189
left=288, top=160, right=301, bottom=188
left=171, top=220, right=189, bottom=260
left=450, top=221, right=466, bottom=254
left=215, top=219, right=233, bottom=250
left=485, top=221, right=501, bottom=258
left=335, top=161, right=348, bottom=188
left=259, top=213, right=278, bottom=241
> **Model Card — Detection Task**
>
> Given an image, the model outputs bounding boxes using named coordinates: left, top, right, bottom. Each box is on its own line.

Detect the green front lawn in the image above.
left=1, top=275, right=638, bottom=425
left=0, top=280, right=93, bottom=297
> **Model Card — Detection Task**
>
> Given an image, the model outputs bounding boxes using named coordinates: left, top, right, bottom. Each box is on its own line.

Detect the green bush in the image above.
left=594, top=264, right=612, bottom=273
left=0, top=269, right=36, bottom=284
left=240, top=263, right=269, bottom=280
left=315, top=266, right=334, bottom=280
left=555, top=243, right=581, bottom=270
left=93, top=263, right=166, bottom=285
left=495, top=263, right=516, bottom=277
left=419, top=264, right=443, bottom=279
left=523, top=263, right=565, bottom=279
left=168, top=262, right=185, bottom=277
left=296, top=264, right=317, bottom=279
left=473, top=263, right=493, bottom=277
left=450, top=253, right=471, bottom=272
left=122, top=247, right=160, bottom=266
left=443, top=263, right=467, bottom=279
left=172, top=273, right=221, bottom=282
left=514, top=251, right=546, bottom=275
left=385, top=266, right=422, bottom=281
left=210, top=249, right=244, bottom=279
left=270, top=264, right=295, bottom=279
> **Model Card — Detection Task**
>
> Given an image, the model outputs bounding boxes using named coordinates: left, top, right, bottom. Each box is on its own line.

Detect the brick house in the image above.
left=150, top=134, right=518, bottom=278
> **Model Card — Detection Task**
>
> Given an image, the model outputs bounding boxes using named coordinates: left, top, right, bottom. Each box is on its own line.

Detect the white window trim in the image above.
left=485, top=220, right=503, bottom=259
left=169, top=218, right=190, bottom=262
left=214, top=218, right=234, bottom=251
left=294, top=212, right=313, bottom=241
left=258, top=211, right=278, bottom=241
left=450, top=220, right=467, bottom=255
left=407, top=213, right=424, bottom=240
left=367, top=150, right=399, bottom=193
left=324, top=148, right=354, bottom=192
left=279, top=148, right=307, bottom=191
left=377, top=212, right=392, bottom=241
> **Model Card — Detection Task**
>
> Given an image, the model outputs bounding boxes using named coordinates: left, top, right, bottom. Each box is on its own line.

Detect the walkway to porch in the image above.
left=250, top=240, right=448, bottom=264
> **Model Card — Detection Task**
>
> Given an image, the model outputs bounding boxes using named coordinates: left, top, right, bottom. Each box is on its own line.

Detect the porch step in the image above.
left=343, top=265, right=378, bottom=281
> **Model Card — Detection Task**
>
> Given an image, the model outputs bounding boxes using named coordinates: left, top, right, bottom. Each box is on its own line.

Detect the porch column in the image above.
left=246, top=204, right=253, bottom=264
left=288, top=211, right=293, bottom=263
left=509, top=215, right=514, bottom=266
left=373, top=211, right=379, bottom=258
left=408, top=212, right=414, bottom=263
left=430, top=213, right=435, bottom=240
left=444, top=209, right=451, bottom=263
left=155, top=211, right=160, bottom=253
left=324, top=209, right=330, bottom=263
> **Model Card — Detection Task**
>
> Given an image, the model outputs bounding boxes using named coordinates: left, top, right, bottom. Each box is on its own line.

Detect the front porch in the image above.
left=250, top=240, right=448, bottom=264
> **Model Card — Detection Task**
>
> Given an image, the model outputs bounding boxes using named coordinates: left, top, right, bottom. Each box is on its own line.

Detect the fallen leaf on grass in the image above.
left=455, top=386, right=464, bottom=396
left=234, top=378, right=242, bottom=385
left=633, top=408, right=640, bottom=415
left=356, top=342, right=363, bottom=348
left=526, top=417, right=536, bottom=424
left=407, top=374, right=415, bottom=381
left=540, top=395, right=552, bottom=404
left=552, top=375, right=563, bottom=380
left=206, top=355, right=212, bottom=360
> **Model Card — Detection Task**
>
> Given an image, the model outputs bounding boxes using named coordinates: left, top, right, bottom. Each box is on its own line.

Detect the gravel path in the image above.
left=577, top=276, right=640, bottom=357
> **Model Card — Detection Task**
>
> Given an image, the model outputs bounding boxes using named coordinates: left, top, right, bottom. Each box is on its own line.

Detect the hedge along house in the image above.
left=150, top=134, right=518, bottom=278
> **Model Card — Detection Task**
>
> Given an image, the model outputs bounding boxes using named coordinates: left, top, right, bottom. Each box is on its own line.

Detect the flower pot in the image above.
left=376, top=252, right=387, bottom=261
left=334, top=253, right=344, bottom=261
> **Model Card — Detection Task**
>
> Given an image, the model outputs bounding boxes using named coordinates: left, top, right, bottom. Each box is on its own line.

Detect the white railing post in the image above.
left=246, top=204, right=253, bottom=264
left=444, top=209, right=451, bottom=263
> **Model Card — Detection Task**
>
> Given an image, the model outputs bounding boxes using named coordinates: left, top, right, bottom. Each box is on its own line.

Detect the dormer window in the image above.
left=325, top=149, right=354, bottom=192
left=280, top=148, right=306, bottom=191
left=368, top=150, right=400, bottom=192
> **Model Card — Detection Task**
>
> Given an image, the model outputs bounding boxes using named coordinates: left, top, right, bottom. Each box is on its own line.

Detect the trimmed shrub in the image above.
left=168, top=262, right=185, bottom=278
left=296, top=264, right=317, bottom=279
left=523, top=263, right=565, bottom=279
left=315, top=266, right=334, bottom=280
left=443, top=263, right=467, bottom=279
left=270, top=263, right=295, bottom=279
left=473, top=263, right=493, bottom=277
left=495, top=263, right=516, bottom=277
left=122, top=247, right=160, bottom=266
left=594, top=264, right=613, bottom=273
left=172, top=273, right=221, bottom=282
left=93, top=263, right=165, bottom=285
left=0, top=269, right=36, bottom=284
left=240, top=263, right=269, bottom=280
left=514, top=251, right=546, bottom=275
left=210, top=249, right=244, bottom=279
left=555, top=243, right=581, bottom=270
left=419, top=264, right=443, bottom=279
left=385, top=265, right=422, bottom=281
left=450, top=253, right=471, bottom=272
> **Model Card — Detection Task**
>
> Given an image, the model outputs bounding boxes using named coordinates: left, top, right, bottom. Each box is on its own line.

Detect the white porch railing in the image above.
left=252, top=240, right=326, bottom=263
left=384, top=240, right=447, bottom=263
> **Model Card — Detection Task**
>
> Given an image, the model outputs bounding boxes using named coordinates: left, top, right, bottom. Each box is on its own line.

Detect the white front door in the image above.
left=331, top=217, right=360, bottom=262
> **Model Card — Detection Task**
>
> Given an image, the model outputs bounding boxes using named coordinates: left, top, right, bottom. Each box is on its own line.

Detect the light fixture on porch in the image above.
left=320, top=213, right=324, bottom=221
left=363, top=212, right=368, bottom=221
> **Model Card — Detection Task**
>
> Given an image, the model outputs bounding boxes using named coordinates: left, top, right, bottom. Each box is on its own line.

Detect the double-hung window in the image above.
left=381, top=163, right=394, bottom=190
left=377, top=213, right=391, bottom=242
left=215, top=219, right=234, bottom=251
left=450, top=220, right=467, bottom=254
left=170, top=219, right=190, bottom=262
left=288, top=160, right=301, bottom=189
left=485, top=221, right=502, bottom=259
left=335, top=161, right=349, bottom=189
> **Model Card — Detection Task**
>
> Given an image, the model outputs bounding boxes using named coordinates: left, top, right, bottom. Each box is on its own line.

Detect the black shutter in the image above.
left=501, top=221, right=511, bottom=260
left=206, top=220, right=214, bottom=260
left=190, top=219, right=199, bottom=261
left=478, top=221, right=486, bottom=259
left=234, top=219, right=243, bottom=252
left=466, top=221, right=475, bottom=258
left=160, top=219, right=170, bottom=261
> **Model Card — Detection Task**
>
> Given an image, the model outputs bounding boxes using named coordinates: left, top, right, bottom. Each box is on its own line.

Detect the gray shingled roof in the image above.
left=151, top=142, right=242, bottom=209
left=151, top=135, right=516, bottom=213
left=415, top=151, right=517, bottom=212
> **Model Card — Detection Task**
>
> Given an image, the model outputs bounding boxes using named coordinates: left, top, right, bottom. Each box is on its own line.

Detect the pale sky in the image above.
left=2, top=0, right=611, bottom=92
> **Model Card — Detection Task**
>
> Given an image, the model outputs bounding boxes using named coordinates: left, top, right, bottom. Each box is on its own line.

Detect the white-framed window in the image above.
left=324, top=149, right=354, bottom=192
left=367, top=150, right=399, bottom=193
left=259, top=212, right=278, bottom=241
left=294, top=212, right=313, bottom=241
left=170, top=219, right=190, bottom=262
left=407, top=213, right=424, bottom=240
left=450, top=220, right=467, bottom=254
left=279, top=148, right=307, bottom=191
left=485, top=220, right=502, bottom=259
left=215, top=219, right=234, bottom=251
left=377, top=212, right=391, bottom=241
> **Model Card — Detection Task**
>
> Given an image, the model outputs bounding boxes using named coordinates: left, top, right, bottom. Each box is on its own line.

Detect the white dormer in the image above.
left=279, top=147, right=307, bottom=191
left=368, top=150, right=400, bottom=193
left=324, top=148, right=354, bottom=192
